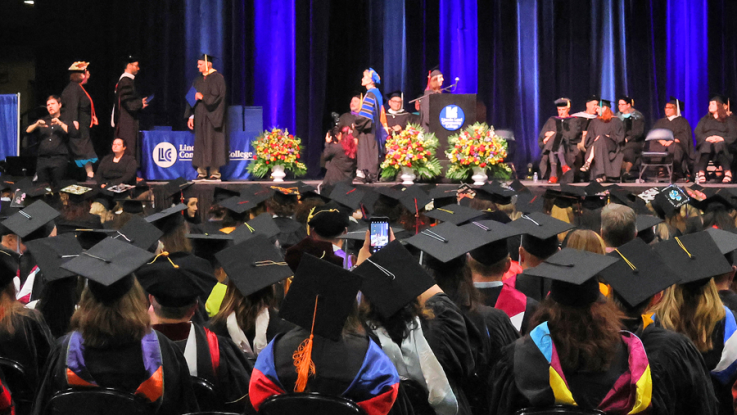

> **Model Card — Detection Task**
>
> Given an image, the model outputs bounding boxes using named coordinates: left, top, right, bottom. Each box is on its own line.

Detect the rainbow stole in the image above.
left=517, top=322, right=652, bottom=414
left=65, top=330, right=164, bottom=404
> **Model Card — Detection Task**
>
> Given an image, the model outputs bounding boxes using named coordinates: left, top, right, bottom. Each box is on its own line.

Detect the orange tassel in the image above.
left=292, top=296, right=319, bottom=392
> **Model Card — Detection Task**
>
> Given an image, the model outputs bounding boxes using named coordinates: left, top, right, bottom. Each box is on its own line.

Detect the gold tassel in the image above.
left=292, top=296, right=319, bottom=392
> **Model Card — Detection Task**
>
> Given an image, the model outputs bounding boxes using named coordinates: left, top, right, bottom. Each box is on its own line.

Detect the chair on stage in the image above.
left=496, top=129, right=518, bottom=179
left=639, top=128, right=674, bottom=184
left=259, top=393, right=366, bottom=415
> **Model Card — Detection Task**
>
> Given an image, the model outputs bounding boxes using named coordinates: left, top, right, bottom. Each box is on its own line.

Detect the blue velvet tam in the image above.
left=368, top=67, right=381, bottom=85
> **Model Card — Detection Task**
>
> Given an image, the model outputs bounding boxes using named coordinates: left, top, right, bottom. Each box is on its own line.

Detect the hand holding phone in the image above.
left=369, top=217, right=390, bottom=254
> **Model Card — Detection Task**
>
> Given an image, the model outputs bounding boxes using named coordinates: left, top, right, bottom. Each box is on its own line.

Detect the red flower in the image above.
left=265, top=161, right=270, bottom=165
left=480, top=162, right=487, bottom=168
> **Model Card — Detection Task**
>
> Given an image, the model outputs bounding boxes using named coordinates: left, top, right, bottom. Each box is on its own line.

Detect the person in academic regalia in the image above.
left=385, top=91, right=420, bottom=134
left=321, top=126, right=357, bottom=186
left=354, top=68, right=387, bottom=183
left=137, top=252, right=252, bottom=413
left=285, top=204, right=351, bottom=271
left=601, top=238, right=719, bottom=415
left=266, top=187, right=308, bottom=250
left=61, top=62, right=99, bottom=180
left=185, top=54, right=228, bottom=181
left=249, top=255, right=400, bottom=415
left=417, top=68, right=444, bottom=132
left=27, top=95, right=75, bottom=189
left=337, top=92, right=362, bottom=132
left=538, top=98, right=580, bottom=184
left=570, top=95, right=600, bottom=180
left=489, top=249, right=653, bottom=415
left=93, top=138, right=138, bottom=188
left=649, top=97, right=694, bottom=181
left=112, top=55, right=148, bottom=161
left=616, top=96, right=646, bottom=180
left=32, top=239, right=199, bottom=415
left=694, top=95, right=737, bottom=184
left=580, top=100, right=625, bottom=182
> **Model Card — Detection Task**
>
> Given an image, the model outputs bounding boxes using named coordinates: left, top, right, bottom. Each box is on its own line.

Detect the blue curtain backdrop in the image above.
left=0, top=95, right=18, bottom=161
left=31, top=0, right=737, bottom=176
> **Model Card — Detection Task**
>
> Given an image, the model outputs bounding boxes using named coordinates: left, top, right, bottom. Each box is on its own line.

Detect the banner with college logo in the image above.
left=141, top=131, right=255, bottom=181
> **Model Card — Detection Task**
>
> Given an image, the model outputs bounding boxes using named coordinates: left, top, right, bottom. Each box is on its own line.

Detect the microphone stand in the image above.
left=408, top=78, right=460, bottom=104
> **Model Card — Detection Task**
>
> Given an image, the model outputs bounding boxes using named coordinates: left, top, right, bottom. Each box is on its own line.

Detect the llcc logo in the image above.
left=153, top=142, right=177, bottom=168
left=440, top=105, right=465, bottom=131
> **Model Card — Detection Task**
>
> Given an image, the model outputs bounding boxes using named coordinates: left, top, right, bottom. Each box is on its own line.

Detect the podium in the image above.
left=428, top=93, right=477, bottom=158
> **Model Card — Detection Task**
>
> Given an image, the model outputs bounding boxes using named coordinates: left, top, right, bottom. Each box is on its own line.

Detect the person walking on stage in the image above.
left=185, top=54, right=228, bottom=181
left=112, top=55, right=148, bottom=162
left=354, top=68, right=387, bottom=183
left=61, top=61, right=98, bottom=180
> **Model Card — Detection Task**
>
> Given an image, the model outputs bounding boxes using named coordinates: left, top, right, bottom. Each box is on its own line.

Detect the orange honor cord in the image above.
left=293, top=295, right=319, bottom=392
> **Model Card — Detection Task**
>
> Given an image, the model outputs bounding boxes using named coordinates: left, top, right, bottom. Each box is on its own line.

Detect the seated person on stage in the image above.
left=694, top=94, right=737, bottom=184
left=93, top=138, right=138, bottom=188
left=385, top=91, right=419, bottom=134
left=321, top=126, right=357, bottom=187
left=27, top=95, right=76, bottom=190
left=538, top=98, right=579, bottom=184
left=249, top=254, right=400, bottom=415
left=266, top=187, right=308, bottom=250
left=137, top=252, right=251, bottom=412
left=571, top=95, right=600, bottom=180
left=649, top=97, right=693, bottom=181
left=580, top=99, right=625, bottom=182
left=616, top=96, right=646, bottom=180
left=33, top=239, right=198, bottom=415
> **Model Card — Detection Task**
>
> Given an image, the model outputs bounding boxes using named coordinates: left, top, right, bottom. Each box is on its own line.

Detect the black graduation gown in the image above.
left=537, top=116, right=580, bottom=179
left=649, top=116, right=694, bottom=173
left=32, top=331, right=199, bottom=415
left=585, top=117, right=625, bottom=178
left=60, top=82, right=97, bottom=160
left=0, top=310, right=54, bottom=388
left=624, top=318, right=718, bottom=415
left=617, top=110, right=646, bottom=161
left=386, top=110, right=419, bottom=132
left=184, top=72, right=228, bottom=169
left=272, top=217, right=308, bottom=250
left=476, top=285, right=539, bottom=335
left=354, top=91, right=381, bottom=178
left=513, top=274, right=551, bottom=302
left=321, top=142, right=356, bottom=186
left=114, top=75, right=143, bottom=160
left=694, top=115, right=736, bottom=165
left=152, top=322, right=252, bottom=412
left=338, top=112, right=358, bottom=131
left=93, top=154, right=138, bottom=186
left=419, top=89, right=440, bottom=132
left=35, top=277, right=81, bottom=339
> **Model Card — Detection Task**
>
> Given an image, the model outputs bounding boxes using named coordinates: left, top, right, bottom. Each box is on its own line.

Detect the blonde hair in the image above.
left=90, top=202, right=114, bottom=223
left=654, top=280, right=726, bottom=352
left=564, top=229, right=606, bottom=254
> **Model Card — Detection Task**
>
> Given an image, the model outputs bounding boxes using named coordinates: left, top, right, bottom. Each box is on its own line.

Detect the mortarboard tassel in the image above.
left=293, top=296, right=319, bottom=392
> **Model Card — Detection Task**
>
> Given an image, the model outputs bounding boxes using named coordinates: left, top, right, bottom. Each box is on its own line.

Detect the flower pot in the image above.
left=471, top=166, right=487, bottom=185
left=271, top=165, right=286, bottom=182
left=400, top=167, right=416, bottom=185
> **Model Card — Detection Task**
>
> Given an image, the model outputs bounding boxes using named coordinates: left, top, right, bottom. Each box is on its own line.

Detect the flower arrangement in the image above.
left=248, top=128, right=307, bottom=178
left=445, top=122, right=511, bottom=180
left=380, top=124, right=442, bottom=180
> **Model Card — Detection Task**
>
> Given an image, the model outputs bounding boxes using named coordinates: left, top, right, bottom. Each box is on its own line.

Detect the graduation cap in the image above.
left=116, top=199, right=146, bottom=214
left=213, top=187, right=240, bottom=204
left=115, top=215, right=163, bottom=251
left=475, top=182, right=516, bottom=205
left=61, top=237, right=155, bottom=304
left=0, top=249, right=18, bottom=288
left=328, top=182, right=365, bottom=211
left=25, top=233, right=83, bottom=282
left=68, top=61, right=89, bottom=72
left=74, top=229, right=116, bottom=250
left=294, top=181, right=316, bottom=196
left=241, top=184, right=275, bottom=199
left=137, top=252, right=216, bottom=307
left=653, top=231, right=732, bottom=284
left=509, top=212, right=574, bottom=259
left=515, top=192, right=545, bottom=214
left=216, top=234, right=293, bottom=297
left=125, top=55, right=139, bottom=64
left=60, top=184, right=96, bottom=203
left=428, top=65, right=443, bottom=79
left=357, top=187, right=380, bottom=216
left=691, top=190, right=735, bottom=212
left=462, top=220, right=522, bottom=265
left=307, top=203, right=349, bottom=238
left=522, top=248, right=619, bottom=307
left=617, top=95, right=634, bottom=106
left=186, top=233, right=233, bottom=267
left=386, top=90, right=403, bottom=100
left=427, top=187, right=459, bottom=209
left=424, top=204, right=483, bottom=225
left=131, top=181, right=150, bottom=199
left=600, top=238, right=678, bottom=308
left=367, top=67, right=381, bottom=85
left=280, top=253, right=362, bottom=341
left=599, top=99, right=612, bottom=109
left=554, top=98, right=571, bottom=108
left=162, top=178, right=193, bottom=202
left=705, top=228, right=737, bottom=257
left=508, top=180, right=527, bottom=193
left=353, top=241, right=435, bottom=318
left=1, top=200, right=60, bottom=239
left=398, top=186, right=431, bottom=214
left=586, top=95, right=600, bottom=103
left=710, top=94, right=728, bottom=105
left=231, top=212, right=281, bottom=244
left=650, top=185, right=689, bottom=218
left=635, top=215, right=663, bottom=233
left=198, top=54, right=216, bottom=62
left=145, top=203, right=187, bottom=235
left=404, top=222, right=486, bottom=263
left=668, top=96, right=684, bottom=116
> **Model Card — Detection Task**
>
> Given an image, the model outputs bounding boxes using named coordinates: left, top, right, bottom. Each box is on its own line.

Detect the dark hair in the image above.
left=70, top=73, right=85, bottom=83
left=267, top=195, right=298, bottom=217
left=467, top=254, right=510, bottom=278
left=46, top=95, right=62, bottom=104
left=710, top=103, right=728, bottom=122
left=362, top=299, right=427, bottom=345
left=295, top=199, right=325, bottom=227
left=159, top=221, right=192, bottom=253
left=210, top=281, right=275, bottom=333
left=530, top=298, right=624, bottom=372
left=424, top=255, right=480, bottom=311
left=113, top=138, right=127, bottom=148
left=62, top=198, right=92, bottom=221
left=152, top=300, right=197, bottom=320
left=702, top=205, right=736, bottom=230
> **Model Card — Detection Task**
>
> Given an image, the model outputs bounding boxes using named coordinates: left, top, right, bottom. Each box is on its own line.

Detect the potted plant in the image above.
left=380, top=124, right=441, bottom=184
left=446, top=122, right=510, bottom=184
left=247, top=128, right=307, bottom=181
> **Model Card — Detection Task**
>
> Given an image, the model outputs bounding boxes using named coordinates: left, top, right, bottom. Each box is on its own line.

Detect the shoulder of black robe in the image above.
left=488, top=341, right=532, bottom=415
left=208, top=328, right=252, bottom=412
left=116, top=77, right=142, bottom=114
left=421, top=293, right=475, bottom=379
left=0, top=308, right=53, bottom=387
left=720, top=290, right=737, bottom=316
left=641, top=325, right=718, bottom=415
left=266, top=307, right=296, bottom=341
left=60, top=82, right=81, bottom=121
left=273, top=216, right=308, bottom=250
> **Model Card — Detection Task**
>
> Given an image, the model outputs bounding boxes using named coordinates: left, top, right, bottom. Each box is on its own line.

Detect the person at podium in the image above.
left=385, top=91, right=419, bottom=134
left=417, top=67, right=444, bottom=132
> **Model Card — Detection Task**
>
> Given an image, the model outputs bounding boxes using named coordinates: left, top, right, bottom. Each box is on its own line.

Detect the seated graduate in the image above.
left=616, top=96, right=646, bottom=180
left=652, top=231, right=737, bottom=415
left=208, top=234, right=295, bottom=357
left=694, top=95, right=737, bottom=184
left=93, top=138, right=138, bottom=188
left=217, top=187, right=271, bottom=232
left=570, top=95, right=601, bottom=181
left=137, top=250, right=251, bottom=412
left=580, top=99, right=625, bottom=183
left=55, top=186, right=103, bottom=235
left=649, top=97, right=694, bottom=182
left=249, top=254, right=400, bottom=415
left=159, top=178, right=199, bottom=226
left=267, top=186, right=308, bottom=250
left=404, top=225, right=519, bottom=415
left=33, top=238, right=198, bottom=415
left=538, top=98, right=579, bottom=184
left=0, top=246, right=53, bottom=392
left=285, top=203, right=351, bottom=271
left=321, top=126, right=357, bottom=187
left=146, top=204, right=191, bottom=254
left=464, top=220, right=538, bottom=334
left=384, top=91, right=419, bottom=134
left=600, top=238, right=719, bottom=415
left=600, top=202, right=637, bottom=251
left=505, top=212, right=574, bottom=301
left=489, top=249, right=653, bottom=414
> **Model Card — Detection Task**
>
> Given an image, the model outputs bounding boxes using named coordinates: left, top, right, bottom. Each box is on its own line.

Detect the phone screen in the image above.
left=370, top=220, right=390, bottom=254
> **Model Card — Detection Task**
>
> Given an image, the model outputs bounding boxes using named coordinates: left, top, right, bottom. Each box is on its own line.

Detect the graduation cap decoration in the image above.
left=68, top=61, right=89, bottom=72
left=230, top=212, right=282, bottom=244
left=650, top=185, right=689, bottom=218
left=26, top=234, right=83, bottom=282
left=216, top=234, right=293, bottom=298
left=307, top=203, right=349, bottom=238
left=424, top=204, right=483, bottom=225
left=653, top=231, right=732, bottom=284
left=353, top=241, right=435, bottom=319
left=1, top=200, right=60, bottom=239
